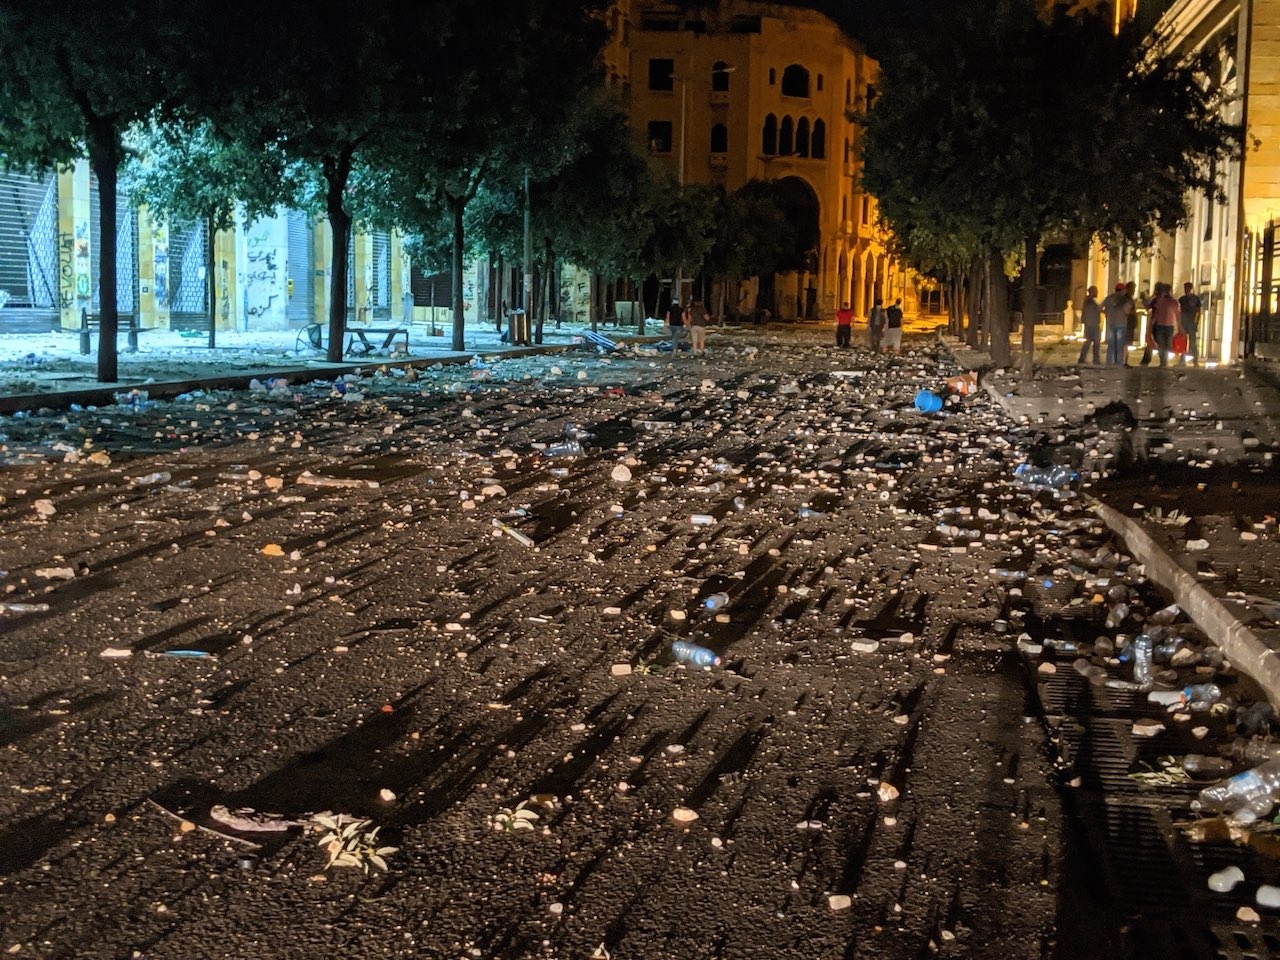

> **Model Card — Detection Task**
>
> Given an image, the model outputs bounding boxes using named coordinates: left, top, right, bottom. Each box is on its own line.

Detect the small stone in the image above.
left=670, top=610, right=686, bottom=621
left=603, top=606, right=622, bottom=616
left=1209, top=865, right=1245, bottom=892
left=1132, top=718, right=1165, bottom=738
left=264, top=476, right=285, bottom=491
left=179, top=820, right=196, bottom=833
left=1238, top=906, right=1261, bottom=923
left=610, top=663, right=632, bottom=676
left=100, top=647, right=132, bottom=659
left=672, top=807, right=699, bottom=824
left=851, top=640, right=880, bottom=654
left=33, top=499, right=55, bottom=518
left=379, top=788, right=396, bottom=803
left=1037, top=661, right=1057, bottom=675
left=877, top=782, right=899, bottom=802
left=1257, top=885, right=1280, bottom=908
left=828, top=894, right=852, bottom=912
left=548, top=902, right=564, bottom=916
left=104, top=812, right=116, bottom=823
left=610, top=465, right=632, bottom=483
left=261, top=543, right=284, bottom=557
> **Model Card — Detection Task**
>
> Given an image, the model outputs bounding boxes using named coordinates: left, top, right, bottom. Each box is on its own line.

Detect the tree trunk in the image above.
left=206, top=216, right=218, bottom=350
left=1020, top=234, right=1038, bottom=378
left=450, top=197, right=466, bottom=352
left=636, top=277, right=646, bottom=335
left=989, top=252, right=1011, bottom=366
left=589, top=272, right=598, bottom=332
left=323, top=154, right=353, bottom=364
left=495, top=254, right=505, bottom=333
left=966, top=254, right=982, bottom=346
left=522, top=168, right=532, bottom=344
left=87, top=118, right=120, bottom=383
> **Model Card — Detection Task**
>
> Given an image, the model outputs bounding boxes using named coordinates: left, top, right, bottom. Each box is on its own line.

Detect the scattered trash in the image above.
left=671, top=641, right=720, bottom=668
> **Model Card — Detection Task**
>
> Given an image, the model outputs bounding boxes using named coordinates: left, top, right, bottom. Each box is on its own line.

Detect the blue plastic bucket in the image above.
left=914, top=390, right=943, bottom=413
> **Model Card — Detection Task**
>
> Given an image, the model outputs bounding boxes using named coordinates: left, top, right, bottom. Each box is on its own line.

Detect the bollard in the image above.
left=80, top=308, right=92, bottom=356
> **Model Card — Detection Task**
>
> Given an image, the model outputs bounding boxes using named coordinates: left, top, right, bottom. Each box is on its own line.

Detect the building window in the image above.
left=861, top=195, right=870, bottom=225
left=796, top=117, right=810, bottom=158
left=812, top=119, right=825, bottom=159
left=865, top=84, right=877, bottom=112
left=781, top=64, right=809, bottom=98
left=769, top=68, right=776, bottom=85
left=648, top=58, right=674, bottom=91
left=842, top=196, right=847, bottom=221
left=762, top=114, right=777, bottom=155
left=779, top=115, right=794, bottom=155
left=710, top=123, right=728, bottom=153
left=817, top=74, right=823, bottom=92
left=648, top=120, right=673, bottom=153
left=712, top=61, right=730, bottom=92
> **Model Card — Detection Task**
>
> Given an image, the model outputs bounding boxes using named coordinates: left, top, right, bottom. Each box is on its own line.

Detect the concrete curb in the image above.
left=1092, top=503, right=1280, bottom=715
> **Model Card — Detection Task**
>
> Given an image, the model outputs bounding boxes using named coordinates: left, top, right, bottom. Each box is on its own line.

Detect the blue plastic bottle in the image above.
left=704, top=593, right=730, bottom=611
left=672, top=641, right=721, bottom=668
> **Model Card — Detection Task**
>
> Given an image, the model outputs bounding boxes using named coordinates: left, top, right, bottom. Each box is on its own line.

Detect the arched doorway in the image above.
left=772, top=176, right=820, bottom=319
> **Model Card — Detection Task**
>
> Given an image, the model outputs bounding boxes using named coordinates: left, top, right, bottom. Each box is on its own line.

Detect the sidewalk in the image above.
left=0, top=318, right=685, bottom=413
left=947, top=332, right=1280, bottom=711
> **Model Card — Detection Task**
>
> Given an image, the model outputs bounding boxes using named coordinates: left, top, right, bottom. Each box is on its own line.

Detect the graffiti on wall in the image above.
left=58, top=232, right=74, bottom=309
left=73, top=222, right=90, bottom=304
left=219, top=258, right=231, bottom=324
left=152, top=220, right=169, bottom=309
left=463, top=273, right=475, bottom=314
left=243, top=224, right=281, bottom=319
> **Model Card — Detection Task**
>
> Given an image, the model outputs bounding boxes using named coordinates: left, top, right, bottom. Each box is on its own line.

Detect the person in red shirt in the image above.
left=834, top=301, right=854, bottom=348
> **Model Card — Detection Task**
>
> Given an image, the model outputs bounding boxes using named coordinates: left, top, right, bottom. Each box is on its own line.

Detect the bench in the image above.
left=344, top=327, right=409, bottom=356
left=77, top=308, right=141, bottom=355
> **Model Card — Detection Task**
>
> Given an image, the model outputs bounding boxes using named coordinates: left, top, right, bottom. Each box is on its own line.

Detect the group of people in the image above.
left=665, top=296, right=710, bottom=356
left=835, top=297, right=903, bottom=354
left=1079, top=280, right=1201, bottom=368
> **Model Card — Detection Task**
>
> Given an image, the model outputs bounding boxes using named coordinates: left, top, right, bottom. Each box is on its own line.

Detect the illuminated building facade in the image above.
left=1079, top=0, right=1280, bottom=361
left=610, top=1, right=901, bottom=321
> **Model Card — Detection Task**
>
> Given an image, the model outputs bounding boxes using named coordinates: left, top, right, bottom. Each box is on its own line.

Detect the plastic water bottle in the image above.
left=704, top=593, right=729, bottom=611
left=672, top=641, right=721, bottom=668
left=1105, top=602, right=1130, bottom=629
left=1014, top=463, right=1079, bottom=490
left=690, top=514, right=715, bottom=526
left=1193, top=759, right=1280, bottom=823
left=1132, top=634, right=1153, bottom=688
left=798, top=507, right=826, bottom=519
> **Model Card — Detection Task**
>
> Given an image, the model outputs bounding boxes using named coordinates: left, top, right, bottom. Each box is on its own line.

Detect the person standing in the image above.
left=666, top=298, right=685, bottom=355
left=687, top=296, right=709, bottom=355
left=1149, top=282, right=1179, bottom=366
left=884, top=298, right=904, bottom=355
left=1124, top=281, right=1139, bottom=353
left=1178, top=281, right=1202, bottom=366
left=868, top=298, right=886, bottom=353
left=1102, top=283, right=1129, bottom=366
left=1077, top=285, right=1102, bottom=365
left=834, top=301, right=854, bottom=348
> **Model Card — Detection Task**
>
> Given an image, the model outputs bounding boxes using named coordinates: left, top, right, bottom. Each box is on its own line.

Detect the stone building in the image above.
left=608, top=0, right=902, bottom=321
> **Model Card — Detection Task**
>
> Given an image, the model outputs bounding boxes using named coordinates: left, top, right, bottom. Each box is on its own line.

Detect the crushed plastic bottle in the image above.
left=131, top=471, right=173, bottom=486
left=672, top=641, right=721, bottom=668
left=1105, top=602, right=1130, bottom=629
left=1222, top=739, right=1280, bottom=765
left=544, top=441, right=582, bottom=457
left=1192, top=759, right=1280, bottom=823
left=1013, top=463, right=1079, bottom=491
left=1182, top=683, right=1222, bottom=708
left=690, top=514, right=715, bottom=526
left=798, top=507, right=826, bottom=519
left=704, top=592, right=729, bottom=611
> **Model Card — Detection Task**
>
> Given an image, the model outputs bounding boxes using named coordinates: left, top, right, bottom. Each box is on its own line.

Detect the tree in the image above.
left=122, top=119, right=304, bottom=348
left=861, top=0, right=1241, bottom=372
left=0, top=0, right=171, bottom=382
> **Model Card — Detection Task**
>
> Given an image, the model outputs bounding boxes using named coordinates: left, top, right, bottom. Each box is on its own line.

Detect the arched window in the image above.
left=779, top=115, right=794, bottom=155
left=812, top=119, right=826, bottom=159
left=762, top=114, right=777, bottom=155
left=712, top=61, right=730, bottom=92
left=796, top=117, right=810, bottom=158
left=781, top=64, right=809, bottom=98
left=710, top=123, right=728, bottom=153
left=842, top=196, right=848, bottom=221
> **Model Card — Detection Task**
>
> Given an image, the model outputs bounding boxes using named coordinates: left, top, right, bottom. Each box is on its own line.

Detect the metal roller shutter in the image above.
left=0, top=170, right=59, bottom=331
left=371, top=231, right=391, bottom=319
left=89, top=178, right=138, bottom=316
left=169, top=218, right=209, bottom=332
left=286, top=210, right=315, bottom=325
